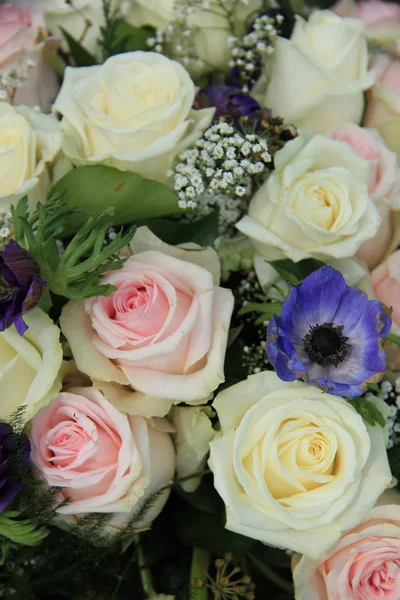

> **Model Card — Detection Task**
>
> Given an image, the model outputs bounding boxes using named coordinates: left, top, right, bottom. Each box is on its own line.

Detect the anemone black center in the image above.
left=303, top=322, right=350, bottom=368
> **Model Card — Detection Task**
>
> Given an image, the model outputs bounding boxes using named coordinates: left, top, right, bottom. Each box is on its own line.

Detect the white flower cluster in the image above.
left=0, top=58, right=37, bottom=103
left=0, top=209, right=13, bottom=248
left=373, top=379, right=400, bottom=449
left=228, top=13, right=283, bottom=92
left=172, top=121, right=271, bottom=234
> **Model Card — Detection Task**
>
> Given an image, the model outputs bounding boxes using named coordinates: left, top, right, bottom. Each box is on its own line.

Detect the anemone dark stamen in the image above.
left=303, top=322, right=351, bottom=367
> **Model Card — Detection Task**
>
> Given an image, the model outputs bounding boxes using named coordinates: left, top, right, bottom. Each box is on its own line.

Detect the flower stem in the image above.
left=134, top=533, right=154, bottom=598
left=248, top=553, right=294, bottom=595
left=190, top=547, right=210, bottom=600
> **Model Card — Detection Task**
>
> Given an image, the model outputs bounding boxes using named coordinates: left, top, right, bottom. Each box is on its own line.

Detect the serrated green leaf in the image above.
left=0, top=511, right=48, bottom=547
left=49, top=166, right=183, bottom=233
left=270, top=258, right=326, bottom=285
left=60, top=27, right=97, bottom=67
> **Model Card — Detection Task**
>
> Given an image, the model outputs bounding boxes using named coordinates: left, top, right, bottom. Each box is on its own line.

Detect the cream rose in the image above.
left=0, top=102, right=62, bottom=211
left=208, top=372, right=392, bottom=559
left=254, top=10, right=374, bottom=133
left=236, top=133, right=381, bottom=262
left=292, top=490, right=400, bottom=600
left=124, top=0, right=262, bottom=77
left=0, top=307, right=63, bottom=422
left=52, top=51, right=214, bottom=183
left=60, top=227, right=234, bottom=406
left=41, top=0, right=108, bottom=60
left=29, top=385, right=175, bottom=526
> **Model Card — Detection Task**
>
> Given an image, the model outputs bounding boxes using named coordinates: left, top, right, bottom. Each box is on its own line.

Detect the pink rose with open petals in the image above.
left=293, top=490, right=400, bottom=600
left=371, top=249, right=400, bottom=334
left=60, top=228, right=234, bottom=407
left=29, top=386, right=175, bottom=524
left=328, top=123, right=400, bottom=268
left=0, top=3, right=59, bottom=112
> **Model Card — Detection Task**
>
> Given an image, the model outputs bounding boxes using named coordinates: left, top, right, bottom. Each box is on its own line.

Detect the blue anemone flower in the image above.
left=267, top=266, right=392, bottom=398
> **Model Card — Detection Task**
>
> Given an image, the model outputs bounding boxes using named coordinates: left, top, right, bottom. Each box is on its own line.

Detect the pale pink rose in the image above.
left=371, top=249, right=400, bottom=334
left=60, top=228, right=234, bottom=406
left=328, top=123, right=400, bottom=269
left=293, top=490, right=400, bottom=600
left=334, top=0, right=400, bottom=47
left=364, top=52, right=400, bottom=158
left=0, top=3, right=59, bottom=112
left=29, top=386, right=175, bottom=525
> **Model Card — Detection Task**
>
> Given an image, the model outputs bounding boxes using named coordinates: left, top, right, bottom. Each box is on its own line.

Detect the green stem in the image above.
left=190, top=547, right=210, bottom=600
left=385, top=333, right=400, bottom=347
left=248, top=553, right=294, bottom=595
left=134, top=533, right=154, bottom=598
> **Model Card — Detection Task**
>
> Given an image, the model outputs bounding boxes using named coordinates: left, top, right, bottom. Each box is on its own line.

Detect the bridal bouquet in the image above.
left=1, top=0, right=400, bottom=598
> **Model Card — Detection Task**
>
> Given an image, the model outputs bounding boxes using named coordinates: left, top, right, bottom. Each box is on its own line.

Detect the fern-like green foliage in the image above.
left=11, top=193, right=136, bottom=299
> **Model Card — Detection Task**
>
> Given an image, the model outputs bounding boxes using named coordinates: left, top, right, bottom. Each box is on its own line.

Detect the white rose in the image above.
left=208, top=371, right=392, bottom=559
left=0, top=103, right=62, bottom=211
left=255, top=10, right=374, bottom=133
left=41, top=0, right=108, bottom=59
left=0, top=308, right=63, bottom=422
left=52, top=51, right=214, bottom=183
left=124, top=0, right=262, bottom=77
left=236, top=133, right=381, bottom=262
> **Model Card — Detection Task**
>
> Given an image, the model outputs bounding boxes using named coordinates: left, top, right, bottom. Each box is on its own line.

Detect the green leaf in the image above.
left=112, top=21, right=155, bottom=54
left=385, top=333, right=400, bottom=347
left=60, top=27, right=97, bottom=67
left=49, top=166, right=182, bottom=233
left=137, top=210, right=219, bottom=247
left=350, top=397, right=386, bottom=427
left=270, top=258, right=326, bottom=285
left=0, top=511, right=48, bottom=547
left=251, top=542, right=291, bottom=568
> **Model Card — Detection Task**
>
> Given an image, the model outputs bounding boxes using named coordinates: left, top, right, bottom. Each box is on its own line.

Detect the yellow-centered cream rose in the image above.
left=53, top=51, right=214, bottom=183
left=0, top=102, right=62, bottom=210
left=209, top=372, right=392, bottom=559
left=236, top=133, right=381, bottom=262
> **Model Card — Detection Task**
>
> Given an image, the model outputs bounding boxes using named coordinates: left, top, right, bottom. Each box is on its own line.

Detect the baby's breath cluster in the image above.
left=372, top=379, right=400, bottom=449
left=0, top=59, right=36, bottom=103
left=0, top=210, right=14, bottom=249
left=228, top=13, right=283, bottom=92
left=172, top=122, right=271, bottom=234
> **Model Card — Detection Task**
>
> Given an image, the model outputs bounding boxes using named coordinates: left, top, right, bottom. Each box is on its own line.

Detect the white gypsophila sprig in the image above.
left=0, top=58, right=37, bottom=103
left=170, top=122, right=271, bottom=235
left=369, top=378, right=400, bottom=449
left=0, top=210, right=14, bottom=249
left=228, top=13, right=283, bottom=92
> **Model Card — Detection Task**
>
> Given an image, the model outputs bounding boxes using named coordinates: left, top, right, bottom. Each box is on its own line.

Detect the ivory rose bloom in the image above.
left=372, top=249, right=400, bottom=335
left=255, top=10, right=374, bottom=133
left=292, top=490, right=400, bottom=600
left=328, top=123, right=400, bottom=268
left=0, top=4, right=59, bottom=112
left=60, top=227, right=234, bottom=405
left=365, top=52, right=400, bottom=159
left=0, top=102, right=62, bottom=210
left=29, top=386, right=175, bottom=524
left=208, top=371, right=392, bottom=559
left=124, top=0, right=262, bottom=77
left=236, top=133, right=381, bottom=262
left=52, top=52, right=214, bottom=183
left=0, top=307, right=63, bottom=422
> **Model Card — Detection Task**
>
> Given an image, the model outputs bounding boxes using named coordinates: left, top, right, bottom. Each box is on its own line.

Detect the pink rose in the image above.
left=29, top=386, right=175, bottom=525
left=334, top=0, right=400, bottom=48
left=60, top=228, right=234, bottom=407
left=365, top=52, right=400, bottom=158
left=292, top=490, right=400, bottom=600
left=328, top=123, right=400, bottom=269
left=371, top=249, right=400, bottom=334
left=0, top=3, right=59, bottom=112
